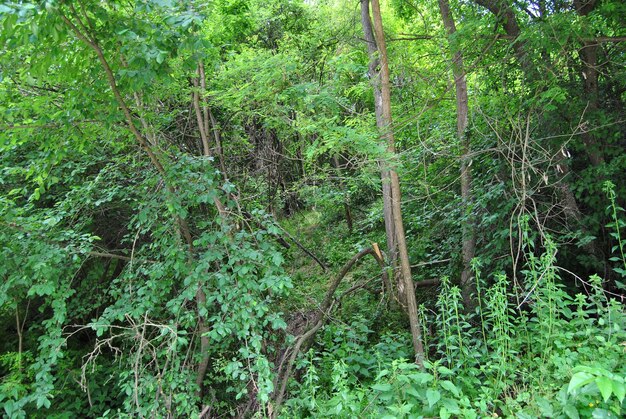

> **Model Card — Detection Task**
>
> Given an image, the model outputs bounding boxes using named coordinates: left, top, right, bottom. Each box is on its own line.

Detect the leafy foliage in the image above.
left=1, top=0, right=625, bottom=417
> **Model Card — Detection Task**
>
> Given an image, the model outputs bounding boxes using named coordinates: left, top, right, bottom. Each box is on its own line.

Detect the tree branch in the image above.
left=272, top=247, right=379, bottom=416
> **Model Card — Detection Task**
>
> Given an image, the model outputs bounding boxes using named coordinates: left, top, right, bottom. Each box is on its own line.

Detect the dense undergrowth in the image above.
left=1, top=0, right=626, bottom=418
left=276, top=208, right=626, bottom=419
left=2, top=174, right=625, bottom=418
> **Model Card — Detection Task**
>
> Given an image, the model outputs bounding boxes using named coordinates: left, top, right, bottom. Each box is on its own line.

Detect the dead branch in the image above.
left=271, top=247, right=377, bottom=417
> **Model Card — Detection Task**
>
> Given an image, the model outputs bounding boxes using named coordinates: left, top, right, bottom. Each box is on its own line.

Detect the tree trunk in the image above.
left=574, top=0, right=604, bottom=166
left=473, top=0, right=535, bottom=78
left=360, top=0, right=397, bottom=266
left=362, top=0, right=425, bottom=365
left=438, top=0, right=477, bottom=309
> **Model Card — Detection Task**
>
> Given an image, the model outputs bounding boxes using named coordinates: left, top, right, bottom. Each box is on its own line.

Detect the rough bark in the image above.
left=192, top=70, right=211, bottom=157
left=438, top=0, right=477, bottom=308
left=363, top=0, right=425, bottom=365
left=360, top=0, right=397, bottom=264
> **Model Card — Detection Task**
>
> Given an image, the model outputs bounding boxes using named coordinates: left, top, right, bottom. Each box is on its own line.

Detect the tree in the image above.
left=438, top=0, right=476, bottom=308
left=361, top=0, right=424, bottom=365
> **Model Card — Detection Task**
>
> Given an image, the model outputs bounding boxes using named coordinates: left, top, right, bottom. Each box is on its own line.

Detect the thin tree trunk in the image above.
left=198, top=62, right=228, bottom=175
left=360, top=0, right=396, bottom=265
left=15, top=306, right=23, bottom=372
left=192, top=65, right=211, bottom=157
left=208, top=107, right=227, bottom=176
left=438, top=0, right=477, bottom=309
left=363, top=0, right=425, bottom=365
left=197, top=61, right=211, bottom=141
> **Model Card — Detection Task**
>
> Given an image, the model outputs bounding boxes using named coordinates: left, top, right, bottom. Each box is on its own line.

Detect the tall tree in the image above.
left=361, top=0, right=397, bottom=268
left=438, top=0, right=476, bottom=308
left=361, top=0, right=425, bottom=365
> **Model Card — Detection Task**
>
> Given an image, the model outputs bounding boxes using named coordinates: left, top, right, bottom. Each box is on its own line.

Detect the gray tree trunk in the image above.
left=438, top=0, right=477, bottom=309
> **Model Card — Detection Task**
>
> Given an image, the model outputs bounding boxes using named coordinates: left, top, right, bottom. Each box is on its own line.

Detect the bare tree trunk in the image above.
left=438, top=0, right=477, bottom=309
left=197, top=62, right=228, bottom=176
left=574, top=0, right=604, bottom=166
left=362, top=0, right=425, bottom=365
left=208, top=107, right=227, bottom=176
left=360, top=0, right=396, bottom=265
left=192, top=69, right=211, bottom=157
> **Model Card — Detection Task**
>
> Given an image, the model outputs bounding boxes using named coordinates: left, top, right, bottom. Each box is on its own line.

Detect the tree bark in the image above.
left=574, top=0, right=604, bottom=166
left=473, top=0, right=535, bottom=78
left=438, top=0, right=477, bottom=309
left=362, top=0, right=425, bottom=365
left=360, top=0, right=397, bottom=265
left=192, top=68, right=211, bottom=157
left=198, top=62, right=228, bottom=175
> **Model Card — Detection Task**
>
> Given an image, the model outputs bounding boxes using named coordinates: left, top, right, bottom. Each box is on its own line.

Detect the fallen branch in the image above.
left=279, top=227, right=329, bottom=272
left=414, top=278, right=441, bottom=287
left=220, top=189, right=328, bottom=272
left=271, top=247, right=377, bottom=417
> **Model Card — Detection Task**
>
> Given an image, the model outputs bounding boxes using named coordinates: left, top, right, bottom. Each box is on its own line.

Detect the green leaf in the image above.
left=36, top=395, right=51, bottom=409
left=441, top=398, right=460, bottom=414
left=426, top=389, right=440, bottom=408
left=437, top=366, right=453, bottom=376
left=440, top=380, right=460, bottom=397
left=612, top=380, right=625, bottom=403
left=591, top=408, right=616, bottom=418
left=408, top=372, right=433, bottom=384
left=372, top=383, right=392, bottom=392
left=595, top=376, right=613, bottom=402
left=536, top=397, right=554, bottom=417
left=568, top=371, right=595, bottom=394
left=563, top=403, right=580, bottom=419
